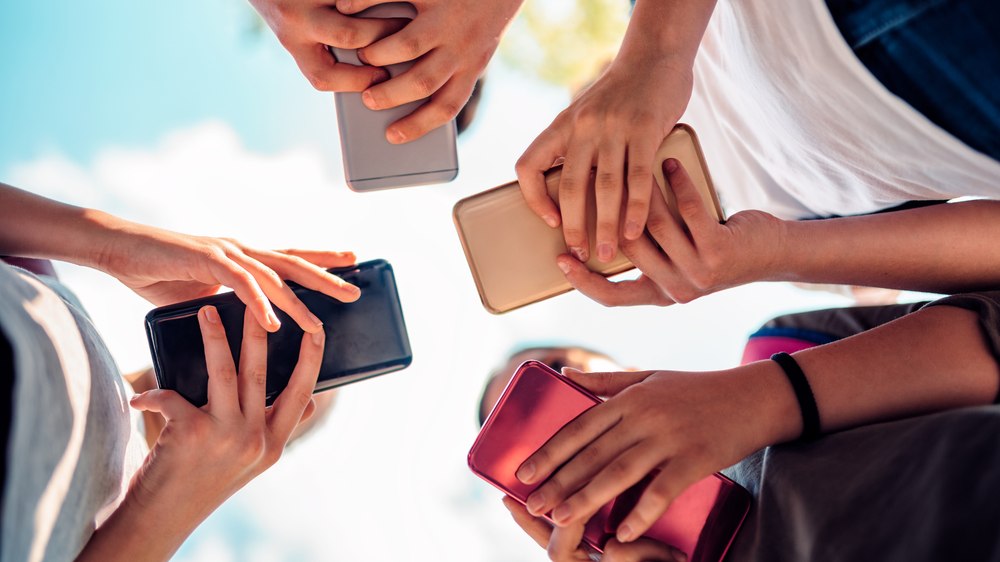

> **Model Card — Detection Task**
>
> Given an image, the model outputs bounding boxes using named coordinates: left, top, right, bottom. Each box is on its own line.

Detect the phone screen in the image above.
left=144, top=259, right=412, bottom=406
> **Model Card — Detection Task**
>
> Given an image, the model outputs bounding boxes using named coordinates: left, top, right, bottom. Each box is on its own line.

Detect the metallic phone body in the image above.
left=144, top=259, right=412, bottom=406
left=329, top=2, right=459, bottom=191
left=452, top=124, right=724, bottom=314
left=468, top=361, right=751, bottom=560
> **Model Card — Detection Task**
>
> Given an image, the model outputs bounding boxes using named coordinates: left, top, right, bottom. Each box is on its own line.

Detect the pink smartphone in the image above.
left=468, top=361, right=751, bottom=560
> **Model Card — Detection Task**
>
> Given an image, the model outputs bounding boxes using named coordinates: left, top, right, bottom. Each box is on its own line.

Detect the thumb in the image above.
left=130, top=389, right=198, bottom=421
left=562, top=368, right=655, bottom=398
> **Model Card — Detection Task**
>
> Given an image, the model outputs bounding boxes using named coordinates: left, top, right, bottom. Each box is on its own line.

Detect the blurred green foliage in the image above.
left=499, top=0, right=630, bottom=89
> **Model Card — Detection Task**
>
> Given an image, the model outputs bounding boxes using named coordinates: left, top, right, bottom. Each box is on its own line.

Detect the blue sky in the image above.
left=0, top=0, right=338, bottom=175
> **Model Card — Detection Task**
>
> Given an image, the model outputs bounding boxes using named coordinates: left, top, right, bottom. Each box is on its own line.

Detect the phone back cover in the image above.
left=331, top=3, right=459, bottom=191
left=468, top=361, right=751, bottom=559
left=452, top=124, right=724, bottom=314
left=144, top=259, right=412, bottom=406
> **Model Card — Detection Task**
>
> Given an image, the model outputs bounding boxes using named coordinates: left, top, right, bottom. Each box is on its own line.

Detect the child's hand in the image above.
left=249, top=0, right=407, bottom=91
left=515, top=366, right=789, bottom=544
left=95, top=220, right=359, bottom=333
left=77, top=306, right=324, bottom=561
left=555, top=159, right=786, bottom=307
left=502, top=496, right=688, bottom=562
left=343, top=0, right=524, bottom=143
left=516, top=57, right=693, bottom=265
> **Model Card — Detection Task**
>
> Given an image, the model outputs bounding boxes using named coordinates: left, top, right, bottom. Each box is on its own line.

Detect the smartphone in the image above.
left=327, top=2, right=459, bottom=191
left=468, top=361, right=750, bottom=560
left=144, top=259, right=412, bottom=407
left=452, top=124, right=725, bottom=314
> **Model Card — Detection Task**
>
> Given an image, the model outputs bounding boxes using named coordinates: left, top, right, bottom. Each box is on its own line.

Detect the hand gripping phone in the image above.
left=327, top=2, right=459, bottom=191
left=144, top=259, right=412, bottom=406
left=468, top=361, right=750, bottom=561
left=452, top=124, right=725, bottom=314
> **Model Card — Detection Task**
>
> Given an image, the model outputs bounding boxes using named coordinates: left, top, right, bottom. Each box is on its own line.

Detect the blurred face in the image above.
left=478, top=347, right=625, bottom=426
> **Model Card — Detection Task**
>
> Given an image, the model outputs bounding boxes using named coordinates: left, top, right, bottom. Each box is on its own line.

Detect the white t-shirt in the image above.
left=682, top=0, right=1000, bottom=220
left=0, top=264, right=147, bottom=562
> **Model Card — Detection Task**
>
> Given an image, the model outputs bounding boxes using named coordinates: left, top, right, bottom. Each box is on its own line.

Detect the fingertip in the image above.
left=370, top=67, right=389, bottom=86
left=201, top=305, right=221, bottom=324
left=664, top=158, right=679, bottom=174
left=386, top=127, right=406, bottom=144
left=311, top=327, right=326, bottom=347
left=556, top=257, right=572, bottom=275
left=543, top=214, right=560, bottom=228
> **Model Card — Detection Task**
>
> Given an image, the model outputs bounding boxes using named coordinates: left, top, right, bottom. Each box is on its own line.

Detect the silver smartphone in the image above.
left=328, top=2, right=459, bottom=191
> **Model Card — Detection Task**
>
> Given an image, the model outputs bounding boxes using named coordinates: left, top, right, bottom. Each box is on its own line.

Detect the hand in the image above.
left=341, top=0, right=524, bottom=143
left=502, top=496, right=688, bottom=562
left=77, top=306, right=324, bottom=561
left=95, top=221, right=359, bottom=333
left=515, top=366, right=787, bottom=544
left=249, top=0, right=408, bottom=91
left=516, top=54, right=693, bottom=265
left=556, top=159, right=786, bottom=307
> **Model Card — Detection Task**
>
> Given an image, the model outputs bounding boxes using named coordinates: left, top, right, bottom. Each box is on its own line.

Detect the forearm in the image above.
left=752, top=304, right=999, bottom=446
left=620, top=0, right=718, bottom=70
left=0, top=183, right=127, bottom=269
left=775, top=200, right=1000, bottom=293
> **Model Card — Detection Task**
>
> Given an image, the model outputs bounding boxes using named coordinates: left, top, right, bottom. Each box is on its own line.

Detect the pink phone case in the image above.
left=468, top=361, right=751, bottom=561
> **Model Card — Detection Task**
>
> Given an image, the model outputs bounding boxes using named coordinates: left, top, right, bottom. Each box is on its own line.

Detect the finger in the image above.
left=603, top=538, right=688, bottom=562
left=357, top=20, right=433, bottom=69
left=199, top=306, right=241, bottom=416
left=640, top=172, right=697, bottom=266
left=559, top=143, right=596, bottom=263
left=516, top=128, right=569, bottom=228
left=662, top=158, right=717, bottom=236
left=547, top=523, right=589, bottom=562
left=276, top=249, right=357, bottom=269
left=298, top=398, right=318, bottom=425
left=312, top=10, right=407, bottom=50
left=269, top=328, right=325, bottom=442
left=531, top=430, right=642, bottom=524
left=561, top=368, right=655, bottom=398
left=503, top=496, right=555, bottom=549
left=229, top=253, right=324, bottom=334
left=548, top=443, right=662, bottom=528
left=361, top=52, right=457, bottom=114
left=129, top=389, right=199, bottom=421
left=205, top=258, right=281, bottom=333
left=557, top=255, right=674, bottom=307
left=594, top=137, right=626, bottom=263
left=250, top=249, right=360, bottom=304
left=616, top=460, right=706, bottom=543
left=238, top=307, right=269, bottom=423
left=517, top=401, right=620, bottom=487
left=295, top=43, right=391, bottom=92
left=622, top=138, right=658, bottom=240
left=381, top=73, right=476, bottom=143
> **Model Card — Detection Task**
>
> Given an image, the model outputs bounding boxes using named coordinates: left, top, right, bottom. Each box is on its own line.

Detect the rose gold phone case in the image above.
left=468, top=361, right=750, bottom=560
left=452, top=124, right=724, bottom=314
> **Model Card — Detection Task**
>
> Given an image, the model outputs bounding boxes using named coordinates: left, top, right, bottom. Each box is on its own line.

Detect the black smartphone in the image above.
left=144, top=259, right=412, bottom=406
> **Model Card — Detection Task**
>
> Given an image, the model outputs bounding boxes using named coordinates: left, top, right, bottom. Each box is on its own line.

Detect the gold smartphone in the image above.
left=453, top=124, right=725, bottom=314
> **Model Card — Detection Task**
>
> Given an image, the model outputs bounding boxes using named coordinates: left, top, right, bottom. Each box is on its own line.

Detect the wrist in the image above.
left=729, top=360, right=804, bottom=448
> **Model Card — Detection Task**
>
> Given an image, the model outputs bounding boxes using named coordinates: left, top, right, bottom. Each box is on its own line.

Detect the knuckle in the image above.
left=412, top=74, right=437, bottom=98
left=677, top=197, right=703, bottom=218
left=332, top=23, right=360, bottom=47
left=595, top=171, right=619, bottom=193
left=215, top=365, right=238, bottom=385
left=293, top=389, right=313, bottom=409
left=627, top=164, right=652, bottom=183
left=248, top=365, right=268, bottom=386
left=434, top=98, right=462, bottom=123
left=306, top=72, right=331, bottom=92
left=402, top=36, right=422, bottom=59
left=605, top=457, right=631, bottom=480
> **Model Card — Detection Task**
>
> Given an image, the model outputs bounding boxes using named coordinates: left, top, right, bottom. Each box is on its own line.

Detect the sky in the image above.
left=1, top=1, right=907, bottom=560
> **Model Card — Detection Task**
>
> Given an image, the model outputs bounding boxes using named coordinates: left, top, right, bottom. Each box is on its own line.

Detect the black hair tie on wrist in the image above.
left=770, top=352, right=821, bottom=442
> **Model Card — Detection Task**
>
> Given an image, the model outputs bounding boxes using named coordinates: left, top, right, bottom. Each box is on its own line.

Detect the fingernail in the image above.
left=552, top=503, right=572, bottom=524
left=543, top=214, right=559, bottom=228
left=129, top=391, right=146, bottom=402
left=371, top=68, right=389, bottom=85
left=267, top=311, right=281, bottom=329
left=597, top=242, right=613, bottom=262
left=348, top=284, right=361, bottom=296
left=204, top=306, right=220, bottom=324
left=362, top=90, right=376, bottom=109
left=570, top=247, right=588, bottom=263
left=312, top=328, right=325, bottom=346
left=673, top=547, right=689, bottom=562
left=625, top=220, right=641, bottom=239
left=526, top=492, right=545, bottom=513
left=556, top=259, right=571, bottom=274
left=617, top=524, right=633, bottom=543
left=308, top=312, right=323, bottom=327
left=337, top=0, right=351, bottom=12
left=665, top=158, right=679, bottom=173
left=387, top=128, right=405, bottom=144
left=357, top=49, right=370, bottom=65
left=517, top=461, right=535, bottom=483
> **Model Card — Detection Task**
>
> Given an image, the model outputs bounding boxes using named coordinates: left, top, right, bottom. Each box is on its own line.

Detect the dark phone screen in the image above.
left=144, top=259, right=411, bottom=406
